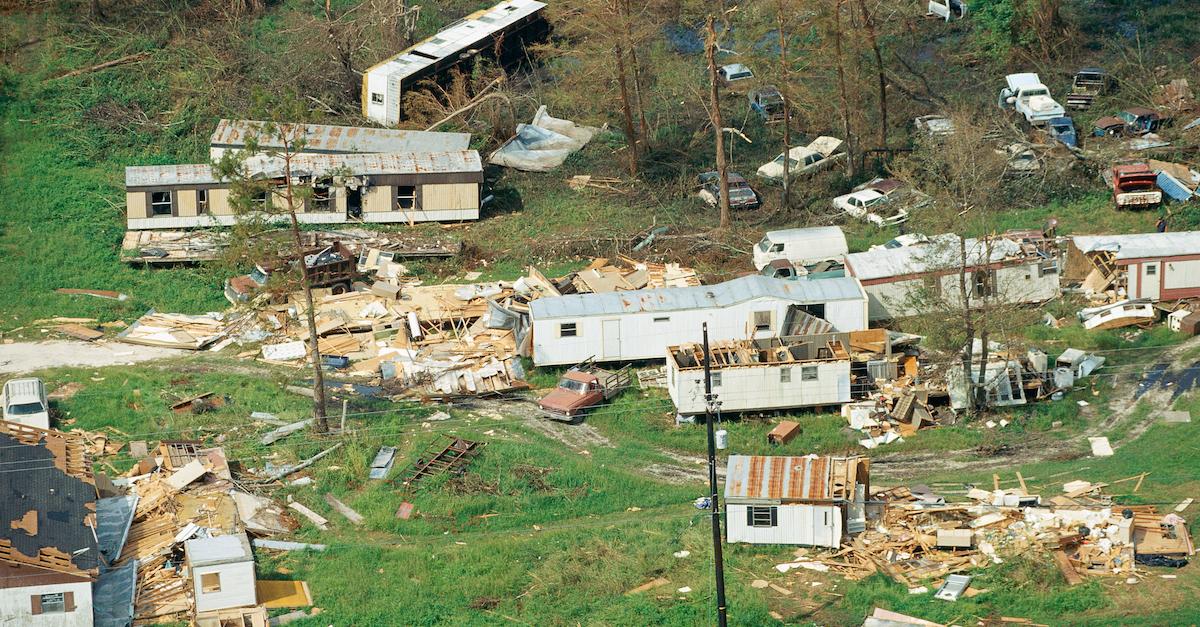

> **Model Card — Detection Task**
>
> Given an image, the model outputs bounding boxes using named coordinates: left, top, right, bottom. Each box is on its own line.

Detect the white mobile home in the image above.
left=528, top=275, right=869, bottom=366
left=666, top=334, right=855, bottom=415
left=362, top=0, right=548, bottom=126
left=209, top=119, right=471, bottom=160
left=844, top=234, right=1060, bottom=321
left=724, top=455, right=870, bottom=547
left=1070, top=231, right=1200, bottom=302
left=125, top=151, right=482, bottom=230
left=185, top=533, right=257, bottom=613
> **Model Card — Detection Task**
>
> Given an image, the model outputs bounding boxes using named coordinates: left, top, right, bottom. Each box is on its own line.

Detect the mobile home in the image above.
left=528, top=275, right=869, bottom=366
left=209, top=119, right=470, bottom=160
left=1070, top=231, right=1200, bottom=302
left=666, top=333, right=865, bottom=416
left=184, top=533, right=257, bottom=613
left=362, top=0, right=549, bottom=126
left=125, top=151, right=482, bottom=230
left=724, top=454, right=870, bottom=547
left=843, top=234, right=1060, bottom=321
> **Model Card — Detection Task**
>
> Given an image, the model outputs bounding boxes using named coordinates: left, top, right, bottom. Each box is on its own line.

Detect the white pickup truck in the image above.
left=998, top=73, right=1065, bottom=126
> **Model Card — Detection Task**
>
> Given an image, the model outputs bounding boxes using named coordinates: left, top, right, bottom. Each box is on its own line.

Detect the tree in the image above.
left=214, top=104, right=331, bottom=433
left=831, top=0, right=856, bottom=178
left=892, top=110, right=1021, bottom=413
left=856, top=0, right=888, bottom=149
left=705, top=15, right=731, bottom=229
left=776, top=0, right=794, bottom=208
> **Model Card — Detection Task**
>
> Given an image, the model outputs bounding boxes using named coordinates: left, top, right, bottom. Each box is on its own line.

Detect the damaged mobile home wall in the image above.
left=361, top=0, right=548, bottom=126
left=666, top=332, right=882, bottom=415
left=528, top=275, right=869, bottom=366
left=1069, top=231, right=1200, bottom=302
left=844, top=235, right=1060, bottom=321
left=209, top=119, right=470, bottom=160
left=125, top=151, right=483, bottom=230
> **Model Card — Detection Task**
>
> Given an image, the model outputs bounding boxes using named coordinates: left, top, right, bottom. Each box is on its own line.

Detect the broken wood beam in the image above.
left=263, top=443, right=342, bottom=482
left=53, top=51, right=152, bottom=80
left=323, top=493, right=364, bottom=525
left=288, top=502, right=329, bottom=530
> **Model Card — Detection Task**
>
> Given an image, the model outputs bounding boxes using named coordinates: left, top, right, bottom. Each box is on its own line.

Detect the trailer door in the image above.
left=1141, top=263, right=1160, bottom=300
left=602, top=319, right=621, bottom=360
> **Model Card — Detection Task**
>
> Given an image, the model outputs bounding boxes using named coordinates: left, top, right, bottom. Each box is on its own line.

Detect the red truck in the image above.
left=537, top=358, right=632, bottom=423
left=225, top=241, right=358, bottom=304
left=1111, top=164, right=1162, bottom=211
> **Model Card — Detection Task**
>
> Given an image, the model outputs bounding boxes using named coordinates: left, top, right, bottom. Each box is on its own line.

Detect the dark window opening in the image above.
left=311, top=182, right=333, bottom=212
left=747, top=506, right=778, bottom=528
left=150, top=191, right=173, bottom=216
left=396, top=185, right=417, bottom=210
left=560, top=323, right=577, bottom=337
left=347, top=187, right=362, bottom=218
left=197, top=189, right=209, bottom=214
left=370, top=92, right=384, bottom=104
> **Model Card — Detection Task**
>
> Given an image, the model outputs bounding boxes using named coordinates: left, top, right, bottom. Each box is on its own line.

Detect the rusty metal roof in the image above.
left=210, top=119, right=470, bottom=155
left=126, top=151, right=482, bottom=187
left=725, top=455, right=840, bottom=502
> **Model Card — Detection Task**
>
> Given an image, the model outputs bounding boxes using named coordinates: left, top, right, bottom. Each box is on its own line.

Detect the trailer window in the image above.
left=38, top=592, right=66, bottom=614
left=801, top=366, right=818, bottom=381
left=752, top=311, right=772, bottom=332
left=150, top=191, right=173, bottom=216
left=973, top=269, right=997, bottom=298
left=1146, top=263, right=1157, bottom=276
left=654, top=316, right=670, bottom=323
left=747, top=506, right=778, bottom=527
left=559, top=323, right=577, bottom=337
left=196, top=189, right=209, bottom=214
left=710, top=372, right=722, bottom=387
left=371, top=93, right=384, bottom=105
left=780, top=368, right=791, bottom=383
left=396, top=186, right=417, bottom=210
left=200, top=572, right=222, bottom=593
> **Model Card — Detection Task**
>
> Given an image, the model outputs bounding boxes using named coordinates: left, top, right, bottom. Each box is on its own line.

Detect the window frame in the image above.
left=559, top=323, right=577, bottom=338
left=396, top=185, right=418, bottom=211
left=370, top=92, right=385, bottom=105
left=310, top=180, right=334, bottom=212
left=801, top=365, right=819, bottom=381
left=39, top=592, right=66, bottom=614
left=196, top=189, right=209, bottom=214
left=752, top=311, right=772, bottom=332
left=1145, top=263, right=1157, bottom=276
left=710, top=372, right=722, bottom=387
left=747, top=505, right=778, bottom=528
left=200, top=572, right=222, bottom=594
left=779, top=367, right=791, bottom=383
left=149, top=190, right=174, bottom=216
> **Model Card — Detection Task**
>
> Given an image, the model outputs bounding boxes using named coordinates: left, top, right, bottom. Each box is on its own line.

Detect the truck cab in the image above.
left=999, top=73, right=1065, bottom=126
left=1112, top=164, right=1162, bottom=211
left=2, top=378, right=50, bottom=430
left=538, top=360, right=632, bottom=423
left=1066, top=67, right=1111, bottom=110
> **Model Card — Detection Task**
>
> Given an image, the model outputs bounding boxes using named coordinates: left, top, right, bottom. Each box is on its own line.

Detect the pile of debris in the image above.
left=121, top=228, right=462, bottom=266
left=798, top=479, right=1190, bottom=588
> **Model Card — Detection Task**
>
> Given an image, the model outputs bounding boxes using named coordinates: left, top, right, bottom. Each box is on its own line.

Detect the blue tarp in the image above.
left=93, top=561, right=137, bottom=627
left=1157, top=171, right=1194, bottom=202
left=96, top=494, right=137, bottom=564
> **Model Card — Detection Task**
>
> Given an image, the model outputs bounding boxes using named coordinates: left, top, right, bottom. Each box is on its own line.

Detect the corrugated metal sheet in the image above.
left=724, top=455, right=834, bottom=501
left=210, top=119, right=470, bottom=154
left=844, top=235, right=1024, bottom=281
left=1073, top=231, right=1200, bottom=260
left=529, top=275, right=864, bottom=319
left=126, top=151, right=482, bottom=187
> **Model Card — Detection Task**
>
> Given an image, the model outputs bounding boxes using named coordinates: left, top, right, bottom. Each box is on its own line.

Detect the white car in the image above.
left=914, top=114, right=955, bottom=137
left=834, top=178, right=917, bottom=226
left=757, top=136, right=845, bottom=181
left=2, top=378, right=50, bottom=430
left=869, top=233, right=930, bottom=251
left=718, top=63, right=755, bottom=90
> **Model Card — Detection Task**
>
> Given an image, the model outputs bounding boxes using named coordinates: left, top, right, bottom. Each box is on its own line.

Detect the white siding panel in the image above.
left=192, top=562, right=257, bottom=613
left=726, top=503, right=841, bottom=547
left=0, top=582, right=92, bottom=627
left=1164, top=259, right=1200, bottom=290
left=669, top=361, right=850, bottom=415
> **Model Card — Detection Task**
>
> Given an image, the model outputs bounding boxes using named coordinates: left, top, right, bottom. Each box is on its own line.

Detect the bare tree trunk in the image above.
left=280, top=136, right=329, bottom=433
left=706, top=16, right=731, bottom=229
left=776, top=3, right=791, bottom=208
left=614, top=42, right=639, bottom=177
left=957, top=235, right=976, bottom=412
left=858, top=0, right=888, bottom=149
left=621, top=0, right=650, bottom=143
left=832, top=0, right=856, bottom=178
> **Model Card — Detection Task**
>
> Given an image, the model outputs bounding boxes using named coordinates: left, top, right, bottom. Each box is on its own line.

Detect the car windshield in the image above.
left=729, top=188, right=756, bottom=201
left=250, top=267, right=269, bottom=284
left=6, top=402, right=45, bottom=415
left=729, top=71, right=752, bottom=81
left=774, top=155, right=800, bottom=168
left=558, top=379, right=588, bottom=393
left=1023, top=88, right=1048, bottom=97
left=1052, top=123, right=1072, bottom=133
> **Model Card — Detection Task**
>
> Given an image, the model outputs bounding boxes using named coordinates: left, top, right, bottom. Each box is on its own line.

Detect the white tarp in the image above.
left=489, top=105, right=599, bottom=171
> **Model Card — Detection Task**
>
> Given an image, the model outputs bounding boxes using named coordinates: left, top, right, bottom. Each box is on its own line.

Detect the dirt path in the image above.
left=0, top=340, right=186, bottom=374
left=872, top=335, right=1200, bottom=479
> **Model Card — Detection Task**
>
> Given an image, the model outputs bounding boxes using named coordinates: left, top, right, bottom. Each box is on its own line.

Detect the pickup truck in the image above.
left=225, top=241, right=358, bottom=304
left=538, top=358, right=632, bottom=423
left=1066, top=67, right=1111, bottom=110
left=998, top=73, right=1065, bottom=126
left=1111, top=164, right=1162, bottom=211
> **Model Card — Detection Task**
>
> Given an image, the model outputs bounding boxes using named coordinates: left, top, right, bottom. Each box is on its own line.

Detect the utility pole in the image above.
left=702, top=323, right=729, bottom=627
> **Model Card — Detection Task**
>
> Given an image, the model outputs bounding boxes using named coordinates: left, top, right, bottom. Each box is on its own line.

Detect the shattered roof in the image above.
left=0, top=422, right=99, bottom=579
left=724, top=454, right=864, bottom=502
left=126, top=151, right=483, bottom=187
left=185, top=533, right=252, bottom=568
left=844, top=234, right=1025, bottom=281
left=1072, top=231, right=1200, bottom=260
left=211, top=120, right=471, bottom=155
left=529, top=275, right=864, bottom=319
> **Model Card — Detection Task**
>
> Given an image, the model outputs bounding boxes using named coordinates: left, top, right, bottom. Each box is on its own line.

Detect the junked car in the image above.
left=834, top=178, right=927, bottom=227
left=749, top=86, right=786, bottom=123
left=2, top=378, right=50, bottom=430
left=718, top=63, right=755, bottom=91
left=1045, top=116, right=1078, bottom=148
left=697, top=171, right=760, bottom=210
left=757, top=136, right=845, bottom=181
left=914, top=114, right=955, bottom=138
left=999, top=143, right=1041, bottom=175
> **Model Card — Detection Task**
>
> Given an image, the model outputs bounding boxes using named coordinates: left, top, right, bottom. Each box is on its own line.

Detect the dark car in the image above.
left=1046, top=116, right=1078, bottom=148
left=697, top=171, right=761, bottom=210
left=749, top=87, right=786, bottom=123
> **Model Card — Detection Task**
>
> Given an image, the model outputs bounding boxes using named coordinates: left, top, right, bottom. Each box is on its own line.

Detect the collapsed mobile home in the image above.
left=1068, top=231, right=1200, bottom=302
left=843, top=234, right=1060, bottom=321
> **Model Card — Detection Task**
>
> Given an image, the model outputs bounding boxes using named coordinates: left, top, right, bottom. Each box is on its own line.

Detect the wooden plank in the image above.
left=288, top=502, right=329, bottom=530
left=993, top=474, right=1001, bottom=491
left=1016, top=471, right=1028, bottom=494
left=1053, top=550, right=1083, bottom=586
left=323, top=493, right=364, bottom=525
